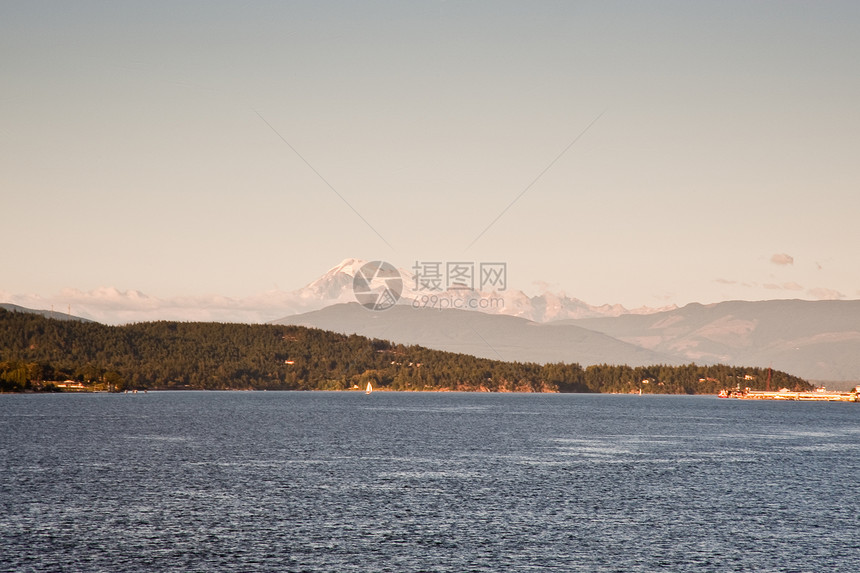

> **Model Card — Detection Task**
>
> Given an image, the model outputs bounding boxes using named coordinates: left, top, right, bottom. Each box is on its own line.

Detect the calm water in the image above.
left=1, top=392, right=858, bottom=572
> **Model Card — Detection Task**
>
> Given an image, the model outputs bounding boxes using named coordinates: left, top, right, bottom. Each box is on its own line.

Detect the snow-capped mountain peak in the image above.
left=288, top=258, right=674, bottom=322
left=300, top=258, right=369, bottom=301
left=2, top=258, right=674, bottom=325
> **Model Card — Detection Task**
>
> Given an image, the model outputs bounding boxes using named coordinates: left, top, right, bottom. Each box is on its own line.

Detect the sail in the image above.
left=366, top=381, right=373, bottom=394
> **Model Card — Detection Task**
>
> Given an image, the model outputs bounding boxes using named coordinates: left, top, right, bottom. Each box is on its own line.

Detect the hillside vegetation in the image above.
left=0, top=308, right=811, bottom=394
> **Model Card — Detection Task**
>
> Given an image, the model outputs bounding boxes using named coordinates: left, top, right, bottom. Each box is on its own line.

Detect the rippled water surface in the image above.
left=1, top=392, right=858, bottom=572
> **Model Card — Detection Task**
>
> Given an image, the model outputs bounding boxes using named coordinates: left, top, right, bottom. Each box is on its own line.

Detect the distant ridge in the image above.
left=563, top=299, right=860, bottom=383
left=272, top=298, right=860, bottom=383
left=1, top=308, right=807, bottom=394
left=0, top=303, right=93, bottom=323
left=272, top=302, right=682, bottom=367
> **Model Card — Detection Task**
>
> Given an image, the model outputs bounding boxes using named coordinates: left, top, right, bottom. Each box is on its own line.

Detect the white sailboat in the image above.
left=365, top=381, right=373, bottom=394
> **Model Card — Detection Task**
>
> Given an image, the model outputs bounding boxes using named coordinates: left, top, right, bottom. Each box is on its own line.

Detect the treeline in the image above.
left=0, top=308, right=812, bottom=394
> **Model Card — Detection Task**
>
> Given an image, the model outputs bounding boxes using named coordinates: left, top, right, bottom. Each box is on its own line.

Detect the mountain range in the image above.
left=273, top=298, right=860, bottom=385
left=273, top=302, right=681, bottom=367
left=565, top=299, right=860, bottom=383
left=0, top=258, right=674, bottom=325
left=6, top=259, right=860, bottom=385
left=298, top=258, right=677, bottom=322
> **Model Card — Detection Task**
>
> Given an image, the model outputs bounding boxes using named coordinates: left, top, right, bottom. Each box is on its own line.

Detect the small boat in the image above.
left=366, top=381, right=373, bottom=394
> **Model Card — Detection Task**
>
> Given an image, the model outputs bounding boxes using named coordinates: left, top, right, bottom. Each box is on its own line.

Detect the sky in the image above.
left=3, top=1, right=860, bottom=321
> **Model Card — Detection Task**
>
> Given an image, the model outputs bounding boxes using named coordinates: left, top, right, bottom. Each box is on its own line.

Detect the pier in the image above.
left=719, top=386, right=860, bottom=402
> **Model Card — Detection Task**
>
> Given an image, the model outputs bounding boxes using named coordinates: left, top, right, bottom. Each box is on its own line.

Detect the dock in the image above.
left=720, top=386, right=860, bottom=402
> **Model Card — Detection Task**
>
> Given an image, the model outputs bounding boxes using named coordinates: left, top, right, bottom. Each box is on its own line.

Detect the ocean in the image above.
left=1, top=391, right=858, bottom=572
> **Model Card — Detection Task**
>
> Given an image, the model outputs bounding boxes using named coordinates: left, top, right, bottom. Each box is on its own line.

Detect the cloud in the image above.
left=763, top=282, right=806, bottom=292
left=764, top=281, right=805, bottom=291
left=714, top=279, right=762, bottom=289
left=770, top=253, right=794, bottom=265
left=1, top=287, right=316, bottom=325
left=651, top=292, right=676, bottom=302
left=806, top=287, right=845, bottom=300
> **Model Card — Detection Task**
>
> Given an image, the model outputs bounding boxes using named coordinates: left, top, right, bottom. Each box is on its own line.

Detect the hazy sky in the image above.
left=3, top=1, right=859, bottom=314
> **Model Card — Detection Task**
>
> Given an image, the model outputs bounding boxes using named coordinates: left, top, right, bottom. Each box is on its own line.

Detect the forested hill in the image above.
left=0, top=308, right=811, bottom=394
